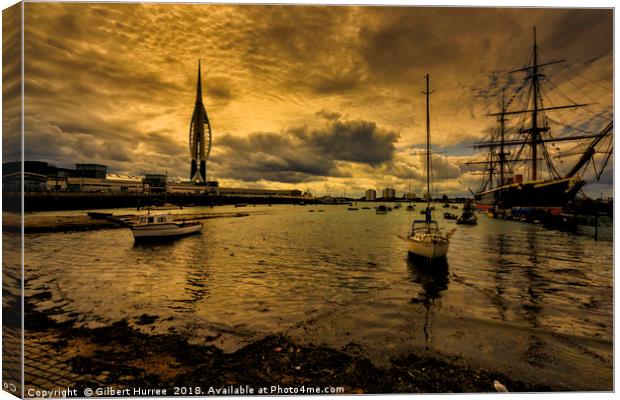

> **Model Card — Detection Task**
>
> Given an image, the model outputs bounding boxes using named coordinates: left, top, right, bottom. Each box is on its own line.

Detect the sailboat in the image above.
left=470, top=27, right=613, bottom=218
left=408, top=74, right=450, bottom=260
left=406, top=180, right=415, bottom=211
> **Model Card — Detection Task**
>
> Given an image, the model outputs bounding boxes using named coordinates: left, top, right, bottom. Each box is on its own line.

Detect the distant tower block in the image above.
left=189, top=60, right=212, bottom=184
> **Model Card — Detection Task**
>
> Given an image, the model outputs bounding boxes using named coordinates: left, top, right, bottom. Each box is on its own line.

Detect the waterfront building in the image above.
left=144, top=174, right=167, bottom=193
left=382, top=188, right=396, bottom=200
left=365, top=189, right=377, bottom=201
left=64, top=175, right=144, bottom=193
left=3, top=160, right=305, bottom=199
left=189, top=60, right=213, bottom=184
left=75, top=164, right=107, bottom=179
left=404, top=192, right=416, bottom=200
left=2, top=172, right=47, bottom=192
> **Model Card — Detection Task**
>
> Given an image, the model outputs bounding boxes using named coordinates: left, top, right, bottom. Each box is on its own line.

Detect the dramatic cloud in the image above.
left=6, top=3, right=612, bottom=197
left=213, top=118, right=398, bottom=183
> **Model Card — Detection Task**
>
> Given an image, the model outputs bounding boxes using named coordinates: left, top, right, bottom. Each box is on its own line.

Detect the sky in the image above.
left=2, top=2, right=614, bottom=197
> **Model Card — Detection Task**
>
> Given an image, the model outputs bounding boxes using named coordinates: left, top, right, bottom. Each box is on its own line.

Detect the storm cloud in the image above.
left=214, top=118, right=398, bottom=183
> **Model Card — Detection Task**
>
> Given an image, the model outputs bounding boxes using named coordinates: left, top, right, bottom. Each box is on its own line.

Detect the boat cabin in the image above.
left=138, top=214, right=173, bottom=225
left=411, top=220, right=440, bottom=235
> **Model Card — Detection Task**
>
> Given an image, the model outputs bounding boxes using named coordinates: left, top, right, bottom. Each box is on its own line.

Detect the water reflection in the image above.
left=490, top=234, right=510, bottom=321
left=22, top=205, right=613, bottom=387
left=407, top=256, right=449, bottom=348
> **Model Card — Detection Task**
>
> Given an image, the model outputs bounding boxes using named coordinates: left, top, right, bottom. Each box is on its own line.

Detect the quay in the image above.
left=4, top=209, right=261, bottom=234
left=2, top=191, right=310, bottom=212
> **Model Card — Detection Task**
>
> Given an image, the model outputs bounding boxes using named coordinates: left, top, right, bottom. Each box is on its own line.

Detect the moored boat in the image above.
left=376, top=205, right=388, bottom=214
left=131, top=213, right=202, bottom=242
left=444, top=212, right=457, bottom=220
left=87, top=212, right=113, bottom=220
left=457, top=201, right=478, bottom=225
left=469, top=27, right=612, bottom=217
left=407, top=74, right=450, bottom=262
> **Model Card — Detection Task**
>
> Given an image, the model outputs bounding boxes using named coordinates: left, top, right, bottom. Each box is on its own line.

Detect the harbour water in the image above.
left=23, top=203, right=613, bottom=390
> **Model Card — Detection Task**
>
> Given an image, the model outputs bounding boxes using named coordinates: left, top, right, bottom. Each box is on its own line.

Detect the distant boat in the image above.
left=406, top=204, right=415, bottom=211
left=451, top=205, right=459, bottom=210
left=407, top=75, right=450, bottom=261
left=393, top=204, right=401, bottom=209
left=376, top=205, right=388, bottom=214
left=87, top=212, right=113, bottom=220
left=131, top=213, right=202, bottom=242
left=361, top=206, right=371, bottom=210
left=457, top=201, right=478, bottom=225
left=442, top=203, right=450, bottom=208
left=347, top=207, right=359, bottom=211
left=444, top=212, right=457, bottom=220
left=234, top=203, right=248, bottom=208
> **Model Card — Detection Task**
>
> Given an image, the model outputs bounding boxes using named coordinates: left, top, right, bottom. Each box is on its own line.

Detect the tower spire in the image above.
left=189, top=59, right=213, bottom=184
left=196, top=59, right=202, bottom=102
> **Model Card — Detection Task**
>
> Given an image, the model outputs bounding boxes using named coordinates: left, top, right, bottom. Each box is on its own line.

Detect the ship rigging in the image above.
left=469, top=27, right=613, bottom=215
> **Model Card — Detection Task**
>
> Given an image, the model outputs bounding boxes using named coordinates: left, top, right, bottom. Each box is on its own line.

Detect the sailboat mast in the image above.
left=425, top=74, right=431, bottom=215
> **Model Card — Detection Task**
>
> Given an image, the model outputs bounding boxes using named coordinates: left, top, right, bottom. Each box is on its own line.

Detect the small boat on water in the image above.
left=457, top=201, right=478, bottom=225
left=87, top=212, right=113, bottom=220
left=444, top=212, right=457, bottom=220
left=443, top=203, right=450, bottom=208
left=361, top=206, right=371, bottom=210
left=406, top=204, right=415, bottom=211
left=130, top=213, right=202, bottom=242
left=234, top=203, right=248, bottom=208
left=451, top=205, right=459, bottom=210
left=376, top=205, right=388, bottom=214
left=393, top=204, right=401, bottom=209
left=347, top=207, right=359, bottom=211
left=407, top=74, right=450, bottom=261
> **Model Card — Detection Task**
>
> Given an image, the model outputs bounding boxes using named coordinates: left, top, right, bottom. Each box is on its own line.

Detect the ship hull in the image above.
left=475, top=177, right=585, bottom=214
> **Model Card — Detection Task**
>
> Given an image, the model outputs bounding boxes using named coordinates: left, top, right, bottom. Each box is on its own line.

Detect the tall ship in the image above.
left=470, top=27, right=613, bottom=216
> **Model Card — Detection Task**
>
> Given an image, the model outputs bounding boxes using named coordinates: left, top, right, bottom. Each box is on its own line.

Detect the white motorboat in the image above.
left=407, top=74, right=450, bottom=261
left=131, top=213, right=202, bottom=241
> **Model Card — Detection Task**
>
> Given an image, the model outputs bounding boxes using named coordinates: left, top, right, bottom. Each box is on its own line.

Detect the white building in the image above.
left=365, top=189, right=377, bottom=201
left=382, top=188, right=396, bottom=200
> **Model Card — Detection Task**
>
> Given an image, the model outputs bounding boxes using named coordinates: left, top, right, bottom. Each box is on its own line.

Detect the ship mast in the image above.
left=424, top=74, right=432, bottom=224
left=499, top=90, right=507, bottom=186
left=518, top=27, right=549, bottom=180
left=475, top=26, right=592, bottom=181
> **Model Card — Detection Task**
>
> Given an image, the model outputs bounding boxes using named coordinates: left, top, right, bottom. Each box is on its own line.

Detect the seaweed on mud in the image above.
left=24, top=303, right=555, bottom=394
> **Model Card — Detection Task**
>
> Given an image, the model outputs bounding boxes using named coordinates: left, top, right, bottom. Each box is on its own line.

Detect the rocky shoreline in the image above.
left=24, top=300, right=556, bottom=395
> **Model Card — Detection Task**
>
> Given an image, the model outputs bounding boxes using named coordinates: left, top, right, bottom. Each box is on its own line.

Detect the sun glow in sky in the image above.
left=2, top=3, right=613, bottom=197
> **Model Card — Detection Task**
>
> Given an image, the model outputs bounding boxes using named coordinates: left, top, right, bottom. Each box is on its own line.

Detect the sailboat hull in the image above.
left=408, top=236, right=449, bottom=259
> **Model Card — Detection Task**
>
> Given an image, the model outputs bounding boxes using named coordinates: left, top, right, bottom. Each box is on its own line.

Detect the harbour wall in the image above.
left=3, top=192, right=312, bottom=212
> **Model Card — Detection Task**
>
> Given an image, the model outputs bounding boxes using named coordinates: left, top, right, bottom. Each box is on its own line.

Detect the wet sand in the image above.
left=25, top=300, right=554, bottom=394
